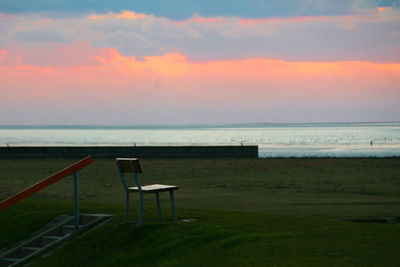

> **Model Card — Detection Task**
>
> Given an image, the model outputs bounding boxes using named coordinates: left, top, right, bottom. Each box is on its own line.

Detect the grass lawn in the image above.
left=1, top=158, right=400, bottom=266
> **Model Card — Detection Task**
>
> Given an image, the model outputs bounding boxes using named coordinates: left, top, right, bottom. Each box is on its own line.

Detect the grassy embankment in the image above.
left=1, top=158, right=400, bottom=266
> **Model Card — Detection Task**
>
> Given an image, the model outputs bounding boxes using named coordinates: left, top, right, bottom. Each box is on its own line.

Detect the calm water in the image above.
left=1, top=123, right=399, bottom=157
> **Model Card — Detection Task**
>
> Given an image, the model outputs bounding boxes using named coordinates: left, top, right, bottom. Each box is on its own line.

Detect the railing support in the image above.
left=73, top=172, right=79, bottom=230
left=0, top=156, right=94, bottom=212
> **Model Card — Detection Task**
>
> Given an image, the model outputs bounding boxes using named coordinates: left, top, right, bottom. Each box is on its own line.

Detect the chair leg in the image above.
left=125, top=193, right=129, bottom=224
left=156, top=192, right=162, bottom=219
left=169, top=190, right=177, bottom=222
left=138, top=192, right=143, bottom=226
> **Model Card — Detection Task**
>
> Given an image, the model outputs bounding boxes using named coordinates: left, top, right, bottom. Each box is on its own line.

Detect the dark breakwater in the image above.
left=0, top=146, right=258, bottom=158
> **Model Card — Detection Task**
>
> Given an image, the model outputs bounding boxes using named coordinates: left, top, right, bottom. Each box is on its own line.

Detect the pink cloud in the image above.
left=0, top=49, right=8, bottom=60
left=239, top=15, right=330, bottom=24
left=0, top=44, right=399, bottom=123
left=188, top=15, right=224, bottom=23
left=173, top=15, right=224, bottom=27
left=179, top=14, right=358, bottom=26
left=0, top=12, right=13, bottom=19
left=0, top=43, right=109, bottom=67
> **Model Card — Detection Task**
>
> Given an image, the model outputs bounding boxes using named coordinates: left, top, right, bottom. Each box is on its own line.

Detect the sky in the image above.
left=0, top=0, right=399, bottom=125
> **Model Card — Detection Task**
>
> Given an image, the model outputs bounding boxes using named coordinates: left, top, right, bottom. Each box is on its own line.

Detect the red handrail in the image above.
left=0, top=156, right=94, bottom=211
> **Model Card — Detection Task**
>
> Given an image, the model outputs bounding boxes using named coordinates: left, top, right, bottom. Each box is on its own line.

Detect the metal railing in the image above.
left=0, top=156, right=94, bottom=229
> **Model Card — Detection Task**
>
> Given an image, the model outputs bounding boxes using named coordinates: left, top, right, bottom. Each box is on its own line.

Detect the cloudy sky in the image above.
left=0, top=0, right=399, bottom=124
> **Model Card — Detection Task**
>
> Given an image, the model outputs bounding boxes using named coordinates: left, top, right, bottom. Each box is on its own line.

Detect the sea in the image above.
left=0, top=122, right=399, bottom=158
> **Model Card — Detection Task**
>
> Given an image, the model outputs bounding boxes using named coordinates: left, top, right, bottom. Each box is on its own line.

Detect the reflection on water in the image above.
left=0, top=122, right=399, bottom=157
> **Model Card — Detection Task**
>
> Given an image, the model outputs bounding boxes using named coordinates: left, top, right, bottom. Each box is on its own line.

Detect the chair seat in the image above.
left=128, top=184, right=179, bottom=193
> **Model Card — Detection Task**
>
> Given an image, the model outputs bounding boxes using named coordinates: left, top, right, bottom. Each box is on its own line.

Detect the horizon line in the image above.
left=0, top=121, right=399, bottom=128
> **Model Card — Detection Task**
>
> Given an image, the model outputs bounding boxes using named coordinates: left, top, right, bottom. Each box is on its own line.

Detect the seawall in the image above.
left=0, top=146, right=258, bottom=158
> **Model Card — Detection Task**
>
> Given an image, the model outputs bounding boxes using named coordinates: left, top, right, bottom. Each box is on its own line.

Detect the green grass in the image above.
left=1, top=158, right=400, bottom=266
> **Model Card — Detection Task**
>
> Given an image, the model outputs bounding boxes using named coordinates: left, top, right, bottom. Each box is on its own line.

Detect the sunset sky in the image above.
left=0, top=0, right=399, bottom=125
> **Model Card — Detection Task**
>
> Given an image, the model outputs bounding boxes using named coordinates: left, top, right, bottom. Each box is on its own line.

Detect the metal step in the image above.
left=0, top=258, right=19, bottom=267
left=0, top=214, right=112, bottom=267
left=40, top=236, right=62, bottom=246
left=20, top=247, right=40, bottom=257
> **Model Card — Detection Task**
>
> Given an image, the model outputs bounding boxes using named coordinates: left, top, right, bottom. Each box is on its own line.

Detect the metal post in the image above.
left=138, top=192, right=143, bottom=226
left=170, top=191, right=177, bottom=222
left=131, top=162, right=144, bottom=226
left=74, top=172, right=79, bottom=230
left=125, top=193, right=129, bottom=223
left=156, top=192, right=162, bottom=219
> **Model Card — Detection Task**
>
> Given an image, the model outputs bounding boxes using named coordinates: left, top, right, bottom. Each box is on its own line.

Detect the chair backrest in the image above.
left=116, top=158, right=142, bottom=174
left=116, top=158, right=143, bottom=192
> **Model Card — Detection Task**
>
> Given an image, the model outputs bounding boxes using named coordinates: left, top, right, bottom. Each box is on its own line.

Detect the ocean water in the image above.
left=0, top=123, right=399, bottom=157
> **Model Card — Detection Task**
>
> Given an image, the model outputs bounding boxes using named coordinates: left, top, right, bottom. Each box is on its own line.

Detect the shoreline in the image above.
left=1, top=145, right=399, bottom=159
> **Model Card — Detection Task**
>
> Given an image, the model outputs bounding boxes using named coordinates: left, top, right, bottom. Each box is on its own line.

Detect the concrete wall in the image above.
left=0, top=146, right=258, bottom=158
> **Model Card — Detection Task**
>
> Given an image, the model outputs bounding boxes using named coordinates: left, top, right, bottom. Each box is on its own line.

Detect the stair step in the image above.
left=20, top=247, right=41, bottom=257
left=21, top=247, right=40, bottom=251
left=0, top=214, right=112, bottom=266
left=62, top=224, right=86, bottom=234
left=63, top=224, right=84, bottom=229
left=79, top=215, right=97, bottom=225
left=0, top=257, right=19, bottom=267
left=0, top=257, right=19, bottom=263
left=62, top=225, right=75, bottom=235
left=41, top=236, right=62, bottom=246
left=45, top=223, right=84, bottom=236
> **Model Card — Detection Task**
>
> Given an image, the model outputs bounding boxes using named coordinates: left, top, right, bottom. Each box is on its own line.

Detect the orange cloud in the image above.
left=90, top=10, right=149, bottom=20
left=1, top=46, right=399, bottom=110
left=377, top=7, right=391, bottom=12
left=3, top=46, right=400, bottom=80
left=95, top=49, right=192, bottom=76
left=89, top=14, right=108, bottom=20
left=99, top=50, right=400, bottom=79
left=116, top=10, right=148, bottom=19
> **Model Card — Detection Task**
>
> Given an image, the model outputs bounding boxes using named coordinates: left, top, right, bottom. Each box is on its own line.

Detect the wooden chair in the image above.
left=116, top=158, right=179, bottom=226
